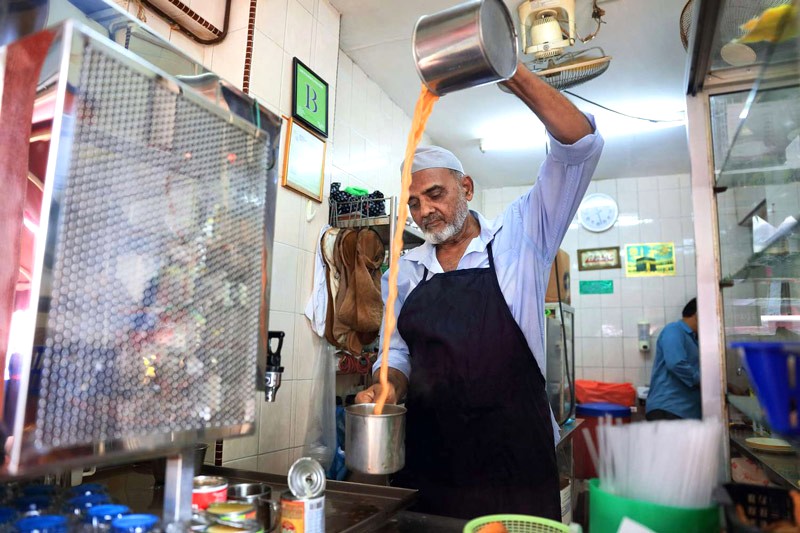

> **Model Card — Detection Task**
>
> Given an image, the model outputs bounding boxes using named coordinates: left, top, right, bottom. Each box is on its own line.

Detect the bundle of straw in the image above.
left=582, top=418, right=722, bottom=508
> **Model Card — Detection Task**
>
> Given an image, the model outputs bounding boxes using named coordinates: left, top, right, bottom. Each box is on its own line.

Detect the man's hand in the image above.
left=354, top=368, right=408, bottom=405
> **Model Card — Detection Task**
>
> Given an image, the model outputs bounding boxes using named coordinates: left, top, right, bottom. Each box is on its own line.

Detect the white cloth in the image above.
left=376, top=114, right=604, bottom=440
left=304, top=224, right=331, bottom=337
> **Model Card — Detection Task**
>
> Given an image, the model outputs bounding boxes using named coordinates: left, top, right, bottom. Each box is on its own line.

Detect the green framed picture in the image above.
left=292, top=58, right=328, bottom=138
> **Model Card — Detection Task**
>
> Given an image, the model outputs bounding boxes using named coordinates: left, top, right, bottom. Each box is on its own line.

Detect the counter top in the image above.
left=729, top=428, right=799, bottom=489
left=558, top=419, right=584, bottom=447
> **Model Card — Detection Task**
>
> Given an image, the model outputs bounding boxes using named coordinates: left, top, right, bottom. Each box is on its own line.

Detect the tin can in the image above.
left=207, top=502, right=256, bottom=522
left=279, top=491, right=324, bottom=533
left=192, top=476, right=228, bottom=511
left=287, top=458, right=325, bottom=499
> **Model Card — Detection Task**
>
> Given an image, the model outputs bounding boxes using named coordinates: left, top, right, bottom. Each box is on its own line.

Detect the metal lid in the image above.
left=288, top=457, right=326, bottom=499
left=85, top=504, right=130, bottom=524
left=193, top=476, right=228, bottom=490
left=111, top=513, right=159, bottom=533
left=15, top=515, right=67, bottom=533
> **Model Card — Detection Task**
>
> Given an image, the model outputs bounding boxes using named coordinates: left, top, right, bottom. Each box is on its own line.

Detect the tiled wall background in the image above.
left=117, top=0, right=448, bottom=474
left=481, top=174, right=697, bottom=387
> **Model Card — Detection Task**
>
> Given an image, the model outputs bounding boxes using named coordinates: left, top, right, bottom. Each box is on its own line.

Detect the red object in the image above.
left=192, top=477, right=228, bottom=510
left=573, top=402, right=631, bottom=479
left=575, top=379, right=636, bottom=406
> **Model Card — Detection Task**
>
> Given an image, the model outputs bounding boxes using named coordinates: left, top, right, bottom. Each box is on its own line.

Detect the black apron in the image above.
left=394, top=241, right=560, bottom=520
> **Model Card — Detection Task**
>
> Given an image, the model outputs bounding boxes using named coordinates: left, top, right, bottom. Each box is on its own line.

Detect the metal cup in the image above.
left=345, top=403, right=406, bottom=474
left=412, top=0, right=518, bottom=96
left=227, top=483, right=278, bottom=531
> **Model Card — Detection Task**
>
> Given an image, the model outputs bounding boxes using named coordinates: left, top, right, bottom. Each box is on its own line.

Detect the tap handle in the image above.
left=267, top=330, right=285, bottom=367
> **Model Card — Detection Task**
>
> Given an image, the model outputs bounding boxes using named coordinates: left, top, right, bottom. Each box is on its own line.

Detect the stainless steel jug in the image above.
left=413, top=0, right=518, bottom=96
left=345, top=403, right=406, bottom=474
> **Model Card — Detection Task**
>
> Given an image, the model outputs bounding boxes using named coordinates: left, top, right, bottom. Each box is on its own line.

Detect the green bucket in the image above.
left=589, top=479, right=720, bottom=533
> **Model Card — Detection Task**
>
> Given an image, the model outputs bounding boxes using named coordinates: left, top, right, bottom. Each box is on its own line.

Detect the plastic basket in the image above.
left=463, top=514, right=569, bottom=533
left=588, top=479, right=720, bottom=533
left=721, top=483, right=796, bottom=533
left=732, top=342, right=800, bottom=436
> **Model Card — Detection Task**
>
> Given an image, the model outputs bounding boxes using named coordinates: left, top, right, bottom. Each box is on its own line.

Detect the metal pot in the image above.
left=412, top=0, right=518, bottom=96
left=345, top=403, right=406, bottom=474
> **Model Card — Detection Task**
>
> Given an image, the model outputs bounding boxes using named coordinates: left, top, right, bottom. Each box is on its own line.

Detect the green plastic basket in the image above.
left=589, top=479, right=720, bottom=533
left=463, top=514, right=570, bottom=533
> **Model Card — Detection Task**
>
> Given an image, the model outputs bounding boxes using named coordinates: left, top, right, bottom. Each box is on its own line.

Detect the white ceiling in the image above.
left=329, top=0, right=692, bottom=188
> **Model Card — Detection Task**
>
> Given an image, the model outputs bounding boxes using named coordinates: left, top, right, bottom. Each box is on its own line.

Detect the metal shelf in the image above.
left=330, top=196, right=425, bottom=254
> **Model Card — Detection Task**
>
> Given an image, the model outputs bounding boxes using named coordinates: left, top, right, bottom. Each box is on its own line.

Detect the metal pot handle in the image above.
left=259, top=495, right=281, bottom=532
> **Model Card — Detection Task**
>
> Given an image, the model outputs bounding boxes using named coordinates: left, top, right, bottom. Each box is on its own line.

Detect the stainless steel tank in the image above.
left=0, top=4, right=280, bottom=476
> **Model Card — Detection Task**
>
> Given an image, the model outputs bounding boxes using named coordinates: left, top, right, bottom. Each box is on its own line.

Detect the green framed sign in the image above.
left=579, top=280, right=614, bottom=295
left=292, top=58, right=328, bottom=138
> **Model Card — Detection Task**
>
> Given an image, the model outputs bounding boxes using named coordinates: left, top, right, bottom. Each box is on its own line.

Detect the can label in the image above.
left=280, top=492, right=324, bottom=533
left=192, top=476, right=228, bottom=511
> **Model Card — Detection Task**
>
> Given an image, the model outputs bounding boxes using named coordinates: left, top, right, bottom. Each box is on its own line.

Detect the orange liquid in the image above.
left=374, top=85, right=438, bottom=415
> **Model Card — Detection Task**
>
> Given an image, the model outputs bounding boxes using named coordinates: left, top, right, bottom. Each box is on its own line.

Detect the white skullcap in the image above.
left=400, top=145, right=464, bottom=175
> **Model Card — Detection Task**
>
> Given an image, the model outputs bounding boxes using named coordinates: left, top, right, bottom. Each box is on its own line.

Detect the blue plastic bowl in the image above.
left=733, top=342, right=800, bottom=436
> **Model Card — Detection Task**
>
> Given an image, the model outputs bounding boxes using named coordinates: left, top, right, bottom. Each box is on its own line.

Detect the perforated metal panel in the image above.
left=34, top=41, right=269, bottom=450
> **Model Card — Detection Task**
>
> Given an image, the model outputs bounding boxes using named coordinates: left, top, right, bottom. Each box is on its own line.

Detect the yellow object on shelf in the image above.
left=738, top=4, right=799, bottom=44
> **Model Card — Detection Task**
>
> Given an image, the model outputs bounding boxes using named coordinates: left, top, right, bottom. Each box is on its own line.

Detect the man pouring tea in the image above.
left=355, top=62, right=604, bottom=520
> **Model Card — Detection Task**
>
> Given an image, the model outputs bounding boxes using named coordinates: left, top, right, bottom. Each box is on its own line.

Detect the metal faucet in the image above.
left=264, top=331, right=285, bottom=402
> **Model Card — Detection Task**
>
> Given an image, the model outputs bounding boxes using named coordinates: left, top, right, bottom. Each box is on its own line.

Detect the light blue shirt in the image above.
left=646, top=320, right=701, bottom=419
left=376, top=115, right=603, bottom=438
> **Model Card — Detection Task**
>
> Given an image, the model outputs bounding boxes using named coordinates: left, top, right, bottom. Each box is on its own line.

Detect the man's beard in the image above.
left=422, top=198, right=470, bottom=245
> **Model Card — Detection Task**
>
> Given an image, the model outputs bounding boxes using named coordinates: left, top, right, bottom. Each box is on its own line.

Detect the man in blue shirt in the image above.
left=355, top=62, right=603, bottom=520
left=646, top=298, right=701, bottom=420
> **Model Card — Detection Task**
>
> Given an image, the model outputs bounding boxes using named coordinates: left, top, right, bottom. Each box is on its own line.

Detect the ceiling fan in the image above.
left=516, top=0, right=612, bottom=90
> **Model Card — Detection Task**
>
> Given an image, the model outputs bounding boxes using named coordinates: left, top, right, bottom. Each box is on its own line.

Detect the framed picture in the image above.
left=292, top=58, right=328, bottom=138
left=577, top=247, right=621, bottom=271
left=624, top=242, right=676, bottom=277
left=282, top=117, right=326, bottom=202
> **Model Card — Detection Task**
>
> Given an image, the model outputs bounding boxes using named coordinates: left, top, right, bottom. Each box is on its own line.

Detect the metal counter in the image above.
left=91, top=464, right=417, bottom=532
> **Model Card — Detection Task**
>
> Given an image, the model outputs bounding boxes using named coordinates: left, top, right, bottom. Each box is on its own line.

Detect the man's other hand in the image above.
left=355, top=382, right=398, bottom=405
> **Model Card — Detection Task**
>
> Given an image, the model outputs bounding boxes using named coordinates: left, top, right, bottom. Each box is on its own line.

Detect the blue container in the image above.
left=84, top=505, right=130, bottom=526
left=111, top=514, right=159, bottom=533
left=0, top=507, right=16, bottom=525
left=15, top=515, right=68, bottom=533
left=733, top=342, right=800, bottom=436
left=15, top=496, right=51, bottom=515
left=66, top=494, right=111, bottom=516
left=575, top=402, right=631, bottom=418
left=68, top=484, right=107, bottom=498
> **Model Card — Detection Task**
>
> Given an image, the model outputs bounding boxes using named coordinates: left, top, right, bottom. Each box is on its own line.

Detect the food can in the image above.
left=280, top=491, right=325, bottom=533
left=287, top=458, right=325, bottom=499
left=192, top=476, right=228, bottom=510
left=207, top=502, right=256, bottom=522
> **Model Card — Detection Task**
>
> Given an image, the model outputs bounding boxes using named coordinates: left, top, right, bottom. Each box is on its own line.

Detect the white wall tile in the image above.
left=601, top=307, right=623, bottom=337
left=295, top=250, right=315, bottom=313
left=222, top=456, right=258, bottom=471
left=623, top=340, right=645, bottom=368
left=602, top=337, right=623, bottom=366
left=620, top=278, right=643, bottom=308
left=270, top=243, right=299, bottom=312
left=583, top=367, right=604, bottom=381
left=268, top=310, right=296, bottom=379
left=637, top=176, right=659, bottom=191
left=250, top=31, right=283, bottom=108
left=209, top=28, right=248, bottom=88
left=639, top=221, right=661, bottom=243
left=312, top=20, right=339, bottom=86
left=604, top=367, right=625, bottom=383
left=228, top=0, right=252, bottom=33
left=316, top=0, right=340, bottom=40
left=284, top=0, right=314, bottom=65
left=638, top=191, right=661, bottom=220
left=663, top=276, right=687, bottom=308
left=291, top=379, right=314, bottom=447
left=294, top=315, right=318, bottom=380
left=274, top=189, right=303, bottom=247
left=659, top=217, right=684, bottom=245
left=582, top=337, right=602, bottom=366
left=258, top=450, right=291, bottom=475
left=659, top=189, right=682, bottom=218
left=658, top=174, right=681, bottom=190
left=581, top=309, right=603, bottom=338
left=259, top=381, right=293, bottom=453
